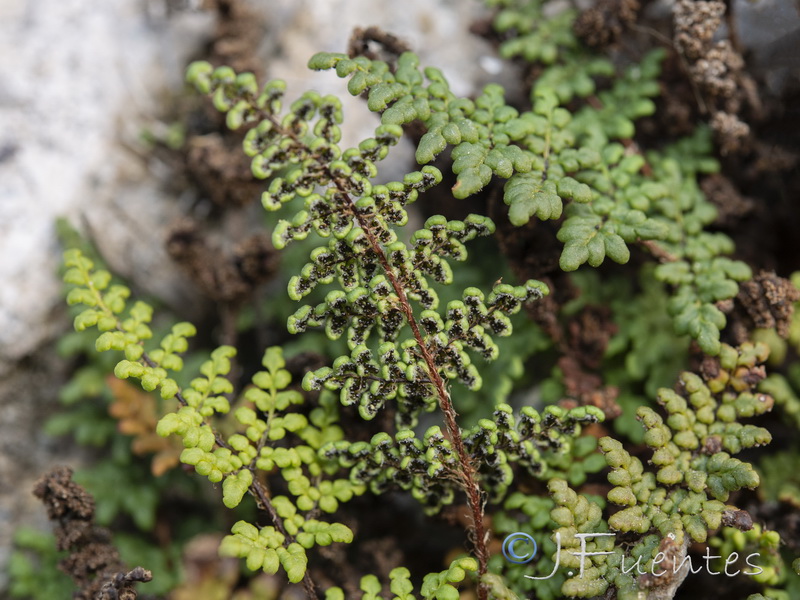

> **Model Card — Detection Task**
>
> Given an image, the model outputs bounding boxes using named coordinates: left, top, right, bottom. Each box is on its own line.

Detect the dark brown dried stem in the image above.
left=33, top=467, right=153, bottom=600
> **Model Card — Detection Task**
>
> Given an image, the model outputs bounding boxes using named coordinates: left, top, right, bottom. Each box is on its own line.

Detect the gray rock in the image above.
left=0, top=0, right=214, bottom=367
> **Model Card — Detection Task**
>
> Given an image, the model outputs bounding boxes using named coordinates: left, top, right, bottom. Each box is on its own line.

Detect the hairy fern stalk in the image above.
left=59, top=0, right=789, bottom=598
left=194, top=57, right=552, bottom=594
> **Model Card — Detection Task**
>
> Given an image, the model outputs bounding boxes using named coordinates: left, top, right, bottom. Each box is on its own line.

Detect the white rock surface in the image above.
left=0, top=0, right=214, bottom=368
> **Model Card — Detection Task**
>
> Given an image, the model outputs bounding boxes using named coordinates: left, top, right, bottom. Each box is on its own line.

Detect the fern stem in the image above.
left=251, top=476, right=319, bottom=599
left=259, top=108, right=491, bottom=599
left=345, top=185, right=490, bottom=599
